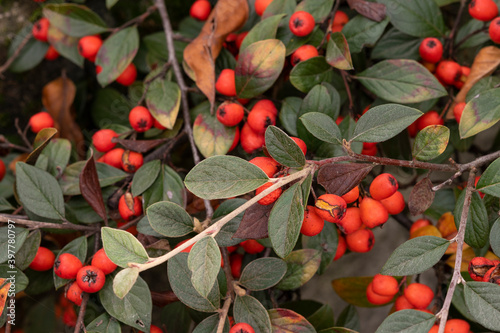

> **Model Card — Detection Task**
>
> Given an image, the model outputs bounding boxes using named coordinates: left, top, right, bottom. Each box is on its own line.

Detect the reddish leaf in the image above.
left=79, top=151, right=108, bottom=224
left=0, top=279, right=10, bottom=315
left=183, top=0, right=249, bottom=110
left=408, top=177, right=435, bottom=216
left=233, top=204, right=273, bottom=239
left=112, top=138, right=167, bottom=153
left=268, top=308, right=316, bottom=333
left=347, top=0, right=386, bottom=22
left=150, top=290, right=180, bottom=307
left=317, top=163, right=374, bottom=196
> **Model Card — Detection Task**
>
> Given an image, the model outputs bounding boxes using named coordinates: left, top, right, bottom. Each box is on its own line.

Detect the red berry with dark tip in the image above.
left=370, top=173, right=399, bottom=200
left=217, top=102, right=244, bottom=127
left=66, top=281, right=83, bottom=306
left=300, top=206, right=325, bottom=237
left=54, top=253, right=83, bottom=280
left=249, top=156, right=279, bottom=177
left=404, top=283, right=434, bottom=309
left=372, top=274, right=399, bottom=296
left=121, top=150, right=143, bottom=173
left=490, top=17, right=500, bottom=43
left=129, top=106, right=153, bottom=132
left=419, top=38, right=443, bottom=64
left=291, top=45, right=318, bottom=66
left=253, top=99, right=277, bottom=116
left=230, top=322, right=255, bottom=333
left=289, top=11, right=315, bottom=37
left=247, top=108, right=276, bottom=134
left=78, top=36, right=102, bottom=62
left=102, top=148, right=124, bottom=169
left=469, top=0, right=498, bottom=21
left=92, top=129, right=118, bottom=153
left=76, top=265, right=105, bottom=293
left=315, top=194, right=347, bottom=223
left=33, top=18, right=49, bottom=42
left=241, top=239, right=265, bottom=254
left=436, top=61, right=462, bottom=85
left=118, top=194, right=143, bottom=221
left=91, top=248, right=117, bottom=275
left=345, top=229, right=375, bottom=253
left=366, top=282, right=393, bottom=305
left=240, top=123, right=265, bottom=153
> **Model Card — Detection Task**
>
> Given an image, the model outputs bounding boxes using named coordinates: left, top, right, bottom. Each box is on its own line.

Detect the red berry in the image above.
left=230, top=253, right=243, bottom=278
left=32, top=18, right=49, bottom=42
left=256, top=182, right=282, bottom=205
left=91, top=248, right=117, bottom=275
left=0, top=159, right=5, bottom=182
left=229, top=126, right=240, bottom=152
left=291, top=45, right=318, bottom=66
left=76, top=265, right=105, bottom=293
left=370, top=173, right=399, bottom=200
left=118, top=194, right=143, bottom=221
left=92, top=129, right=118, bottom=152
left=253, top=99, right=277, bottom=116
left=249, top=156, right=279, bottom=177
left=419, top=38, right=443, bottom=64
left=407, top=121, right=418, bottom=137
left=240, top=122, right=265, bottom=153
left=29, top=112, right=54, bottom=133
left=345, top=229, right=375, bottom=253
left=241, top=239, right=265, bottom=254
left=230, top=322, right=255, bottom=333
left=453, top=102, right=466, bottom=123
left=190, top=0, right=212, bottom=21
left=216, top=69, right=237, bottom=96
left=44, top=45, right=59, bottom=60
left=469, top=0, right=499, bottom=21
left=140, top=325, right=163, bottom=333
left=404, top=283, right=434, bottom=309
left=300, top=206, right=325, bottom=236
left=372, top=274, right=399, bottom=296
left=341, top=186, right=359, bottom=204
left=291, top=137, right=307, bottom=155
left=29, top=246, right=55, bottom=271
left=247, top=108, right=276, bottom=134
left=121, top=150, right=144, bottom=173
left=66, top=281, right=83, bottom=306
left=63, top=306, right=77, bottom=327
left=379, top=191, right=405, bottom=215
left=102, top=148, right=125, bottom=169
left=315, top=194, right=347, bottom=223
left=217, top=102, right=244, bottom=127
left=289, top=11, right=315, bottom=37
left=78, top=36, right=102, bottom=62
left=334, top=234, right=347, bottom=260
left=360, top=197, right=389, bottom=228
left=255, top=0, right=273, bottom=16
left=444, top=319, right=470, bottom=333
left=116, top=63, right=137, bottom=86
left=490, top=17, right=500, bottom=43
left=175, top=239, right=194, bottom=253
left=395, top=295, right=415, bottom=311
left=332, top=11, right=349, bottom=27
left=129, top=106, right=154, bottom=132
left=436, top=61, right=462, bottom=85
left=54, top=253, right=83, bottom=280
left=338, top=207, right=362, bottom=234
left=235, top=32, right=249, bottom=49
left=366, top=282, right=393, bottom=305
left=410, top=218, right=432, bottom=234
left=416, top=111, right=444, bottom=131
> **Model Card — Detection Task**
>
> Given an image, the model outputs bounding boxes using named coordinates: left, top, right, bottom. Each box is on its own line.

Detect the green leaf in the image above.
left=16, top=162, right=65, bottom=220
left=300, top=112, right=342, bottom=145
left=265, top=126, right=306, bottom=168
left=279, top=97, right=302, bottom=137
left=342, top=16, right=389, bottom=53
left=7, top=25, right=48, bottom=73
left=86, top=313, right=121, bottom=333
left=372, top=28, right=421, bottom=60
left=381, top=236, right=449, bottom=276
left=239, top=258, right=287, bottom=291
left=147, top=201, right=193, bottom=237
left=306, top=222, right=338, bottom=274
left=466, top=77, right=500, bottom=103
left=113, top=267, right=139, bottom=299
left=307, top=304, right=335, bottom=331
left=131, top=160, right=161, bottom=196
left=101, top=227, right=149, bottom=268
left=276, top=249, right=321, bottom=290
left=0, top=227, right=28, bottom=265
left=142, top=164, right=185, bottom=209
left=235, top=39, right=286, bottom=99
left=336, top=305, right=360, bottom=332
left=47, top=25, right=84, bottom=67
left=263, top=0, right=296, bottom=18
left=325, top=33, right=353, bottom=70
left=106, top=0, right=120, bottom=9
left=290, top=56, right=333, bottom=93
left=356, top=60, right=447, bottom=103
left=459, top=88, right=500, bottom=138
left=146, top=78, right=181, bottom=130
left=193, top=313, right=230, bottom=333
left=454, top=191, right=489, bottom=248
left=269, top=308, right=316, bottom=333
left=456, top=19, right=490, bottom=50
left=168, top=253, right=220, bottom=312
left=296, top=0, right=334, bottom=22
left=0, top=265, right=28, bottom=294
left=464, top=282, right=500, bottom=331
left=184, top=155, right=268, bottom=200
left=300, top=83, right=340, bottom=120
left=193, top=111, right=236, bottom=158
left=476, top=158, right=500, bottom=197
left=490, top=218, right=500, bottom=257
left=59, top=161, right=128, bottom=196
left=188, top=236, right=221, bottom=298
left=99, top=275, right=152, bottom=331
left=43, top=4, right=108, bottom=37
left=92, top=88, right=132, bottom=127
left=375, top=309, right=435, bottom=333
left=412, top=125, right=450, bottom=161
left=240, top=14, right=285, bottom=51
left=26, top=127, right=58, bottom=166
left=379, top=0, right=446, bottom=37
left=14, top=230, right=41, bottom=271
left=40, top=139, right=72, bottom=177
left=53, top=236, right=87, bottom=289
left=269, top=183, right=305, bottom=258
left=96, top=27, right=139, bottom=87
left=234, top=295, right=272, bottom=333
left=352, top=104, right=423, bottom=143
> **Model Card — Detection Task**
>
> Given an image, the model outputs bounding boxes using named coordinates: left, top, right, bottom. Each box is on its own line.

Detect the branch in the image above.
left=454, top=27, right=488, bottom=51
left=446, top=0, right=467, bottom=55
left=341, top=70, right=354, bottom=110
left=217, top=293, right=232, bottom=333
left=73, top=293, right=89, bottom=333
left=129, top=165, right=315, bottom=272
left=217, top=248, right=235, bottom=332
left=0, top=32, right=32, bottom=78
left=154, top=0, right=214, bottom=219
left=15, top=118, right=33, bottom=150
left=0, top=215, right=99, bottom=231
left=436, top=168, right=476, bottom=333
left=112, top=5, right=157, bottom=33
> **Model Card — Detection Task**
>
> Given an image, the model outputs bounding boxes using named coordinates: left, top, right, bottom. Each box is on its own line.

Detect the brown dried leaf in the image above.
left=347, top=0, right=386, bottom=22
left=183, top=0, right=249, bottom=110
left=408, top=177, right=435, bottom=216
left=123, top=192, right=136, bottom=213
left=112, top=138, right=167, bottom=153
left=42, top=76, right=84, bottom=157
left=449, top=46, right=500, bottom=119
left=233, top=203, right=273, bottom=239
left=317, top=163, right=374, bottom=196
left=79, top=151, right=108, bottom=224
left=151, top=291, right=179, bottom=307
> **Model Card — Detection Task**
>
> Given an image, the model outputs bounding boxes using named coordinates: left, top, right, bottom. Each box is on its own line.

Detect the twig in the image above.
left=154, top=0, right=214, bottom=219
left=74, top=293, right=90, bottom=333
left=317, top=0, right=341, bottom=49
left=112, top=5, right=157, bottom=33
left=0, top=142, right=31, bottom=153
left=217, top=294, right=233, bottom=333
left=432, top=170, right=463, bottom=191
left=446, top=0, right=467, bottom=55
left=454, top=26, right=488, bottom=50
left=0, top=32, right=32, bottom=78
left=15, top=118, right=32, bottom=150
left=136, top=62, right=171, bottom=106
left=129, top=165, right=315, bottom=272
left=144, top=131, right=186, bottom=163
left=0, top=215, right=99, bottom=231
left=436, top=168, right=476, bottom=333
left=341, top=70, right=354, bottom=110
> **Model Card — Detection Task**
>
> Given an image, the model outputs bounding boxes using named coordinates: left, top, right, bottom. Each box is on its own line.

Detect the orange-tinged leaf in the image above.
left=0, top=279, right=11, bottom=315
left=409, top=225, right=442, bottom=239
left=183, top=0, right=249, bottom=110
left=437, top=212, right=457, bottom=238
left=268, top=308, right=316, bottom=333
left=193, top=113, right=236, bottom=158
left=25, top=127, right=58, bottom=165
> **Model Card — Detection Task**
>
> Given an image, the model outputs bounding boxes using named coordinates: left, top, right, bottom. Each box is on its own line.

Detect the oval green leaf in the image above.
left=265, top=126, right=306, bottom=168
left=490, top=218, right=500, bottom=257
left=8, top=25, right=48, bottom=73
left=14, top=230, right=41, bottom=271
left=476, top=157, right=500, bottom=197
left=464, top=282, right=500, bottom=331
left=276, top=249, right=321, bottom=290
left=300, top=112, right=342, bottom=145
left=454, top=191, right=489, bottom=249
left=101, top=227, right=149, bottom=268
left=306, top=222, right=338, bottom=274
left=131, top=160, right=161, bottom=196
left=239, top=257, right=287, bottom=291
left=188, top=236, right=221, bottom=298
left=146, top=79, right=181, bottom=130
left=459, top=88, right=500, bottom=139
left=193, top=314, right=230, bottom=333
left=113, top=267, right=139, bottom=299
left=290, top=56, right=333, bottom=93
left=147, top=201, right=193, bottom=237
left=47, top=25, right=84, bottom=67
left=0, top=227, right=28, bottom=265
left=240, top=14, right=285, bottom=51
left=86, top=313, right=121, bottom=333
left=43, top=4, right=108, bottom=37
left=412, top=125, right=450, bottom=161
left=234, top=295, right=272, bottom=333
left=342, top=16, right=389, bottom=53
left=325, top=32, right=353, bottom=70
left=374, top=309, right=435, bottom=333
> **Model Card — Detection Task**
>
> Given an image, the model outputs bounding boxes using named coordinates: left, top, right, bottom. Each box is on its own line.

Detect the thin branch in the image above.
left=317, top=0, right=341, bottom=49
left=0, top=215, right=99, bottom=231
left=341, top=70, right=354, bottom=110
left=0, top=32, right=32, bottom=78
left=112, top=5, right=157, bottom=33
left=217, top=294, right=232, bottom=333
left=74, top=293, right=90, bottom=333
left=0, top=142, right=31, bottom=153
left=436, top=168, right=476, bottom=333
left=15, top=118, right=32, bottom=150
left=446, top=0, right=467, bottom=55
left=454, top=26, right=488, bottom=50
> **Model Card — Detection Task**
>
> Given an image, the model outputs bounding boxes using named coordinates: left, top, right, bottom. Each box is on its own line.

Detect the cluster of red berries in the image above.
left=468, top=0, right=500, bottom=43
left=468, top=256, right=500, bottom=285
left=32, top=17, right=59, bottom=60
left=428, top=319, right=471, bottom=333
left=366, top=274, right=399, bottom=305
left=54, top=293, right=78, bottom=328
